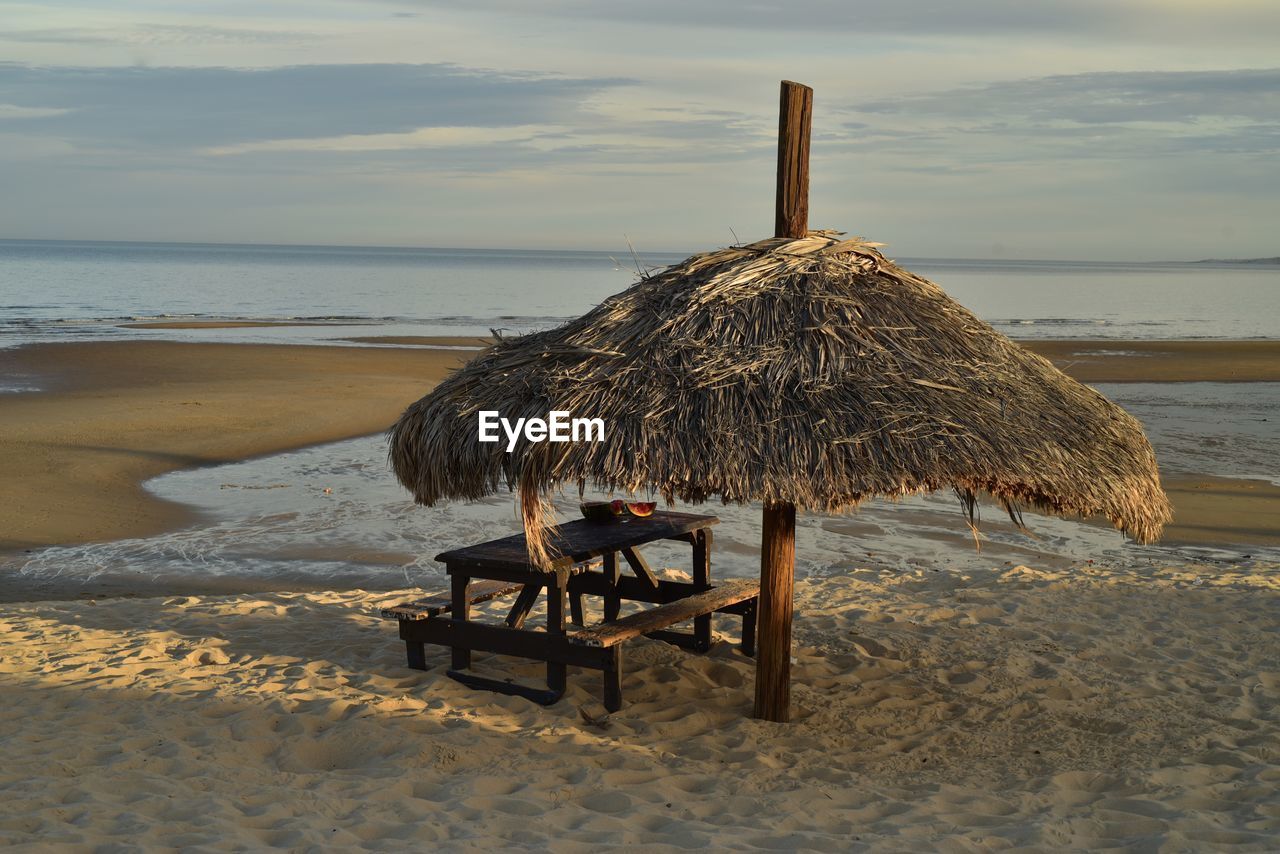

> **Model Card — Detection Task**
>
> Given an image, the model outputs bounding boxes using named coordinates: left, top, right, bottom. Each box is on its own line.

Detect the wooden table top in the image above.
left=435, top=510, right=719, bottom=573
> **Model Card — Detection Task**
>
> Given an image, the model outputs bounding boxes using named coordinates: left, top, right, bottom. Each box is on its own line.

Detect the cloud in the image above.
left=200, top=120, right=759, bottom=162
left=380, top=0, right=1280, bottom=41
left=1, top=27, right=1276, bottom=257
left=202, top=124, right=565, bottom=155
left=855, top=68, right=1280, bottom=126
left=0, top=62, right=631, bottom=149
left=838, top=68, right=1280, bottom=165
left=0, top=61, right=771, bottom=179
left=2, top=24, right=313, bottom=47
left=0, top=103, right=71, bottom=119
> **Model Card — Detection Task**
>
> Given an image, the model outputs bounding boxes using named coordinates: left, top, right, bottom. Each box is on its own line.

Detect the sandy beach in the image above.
left=2, top=335, right=1277, bottom=848
left=1, top=563, right=1276, bottom=849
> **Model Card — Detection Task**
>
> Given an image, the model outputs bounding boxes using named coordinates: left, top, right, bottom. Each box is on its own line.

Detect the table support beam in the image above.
left=603, top=551, right=621, bottom=621
left=622, top=547, right=660, bottom=591
left=450, top=572, right=471, bottom=671
left=692, top=528, right=713, bottom=652
left=546, top=571, right=568, bottom=694
left=504, top=583, right=543, bottom=629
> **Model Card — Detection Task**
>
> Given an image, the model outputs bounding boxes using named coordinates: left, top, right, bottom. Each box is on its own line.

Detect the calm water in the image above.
left=2, top=239, right=1278, bottom=347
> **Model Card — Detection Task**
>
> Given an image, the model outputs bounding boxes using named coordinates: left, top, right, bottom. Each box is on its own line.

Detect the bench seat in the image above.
left=381, top=580, right=523, bottom=621
left=569, top=579, right=760, bottom=648
left=381, top=572, right=758, bottom=712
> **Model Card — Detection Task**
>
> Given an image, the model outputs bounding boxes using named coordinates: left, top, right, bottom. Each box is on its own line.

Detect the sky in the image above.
left=1, top=1, right=1278, bottom=259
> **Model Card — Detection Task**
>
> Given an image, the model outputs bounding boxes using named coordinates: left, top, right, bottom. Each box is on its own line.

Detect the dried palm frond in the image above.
left=390, top=231, right=1171, bottom=566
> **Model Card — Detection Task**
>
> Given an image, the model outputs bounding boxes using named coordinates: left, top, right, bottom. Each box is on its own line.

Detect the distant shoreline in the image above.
left=4, top=237, right=1277, bottom=266
left=1190, top=256, right=1280, bottom=265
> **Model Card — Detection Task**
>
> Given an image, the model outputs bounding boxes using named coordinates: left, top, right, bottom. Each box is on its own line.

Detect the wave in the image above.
left=989, top=317, right=1175, bottom=327
left=1, top=311, right=573, bottom=326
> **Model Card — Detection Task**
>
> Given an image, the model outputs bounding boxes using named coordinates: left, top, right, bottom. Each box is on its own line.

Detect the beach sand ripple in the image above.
left=1, top=563, right=1276, bottom=849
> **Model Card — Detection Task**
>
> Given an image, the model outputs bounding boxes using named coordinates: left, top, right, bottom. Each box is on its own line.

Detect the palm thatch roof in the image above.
left=390, top=231, right=1171, bottom=565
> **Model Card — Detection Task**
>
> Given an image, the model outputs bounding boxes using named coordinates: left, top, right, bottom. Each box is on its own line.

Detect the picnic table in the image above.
left=381, top=511, right=759, bottom=710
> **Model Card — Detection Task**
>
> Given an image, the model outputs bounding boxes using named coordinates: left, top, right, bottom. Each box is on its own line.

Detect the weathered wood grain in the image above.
left=774, top=80, right=812, bottom=240
left=569, top=579, right=760, bottom=648
left=754, top=501, right=796, bottom=722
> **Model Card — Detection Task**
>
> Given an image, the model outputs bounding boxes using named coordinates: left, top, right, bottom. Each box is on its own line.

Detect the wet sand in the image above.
left=338, top=335, right=492, bottom=348
left=1162, top=475, right=1280, bottom=548
left=120, top=320, right=366, bottom=330
left=1022, top=339, right=1280, bottom=383
left=0, top=341, right=471, bottom=553
left=1022, top=340, right=1280, bottom=546
left=1, top=338, right=1276, bottom=560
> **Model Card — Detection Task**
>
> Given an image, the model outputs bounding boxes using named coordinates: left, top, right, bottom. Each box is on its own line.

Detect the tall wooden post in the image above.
left=753, top=80, right=811, bottom=723
left=774, top=81, right=812, bottom=240
left=755, top=500, right=797, bottom=721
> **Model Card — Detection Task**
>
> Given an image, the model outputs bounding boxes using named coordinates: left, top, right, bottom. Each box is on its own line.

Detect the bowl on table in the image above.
left=580, top=501, right=623, bottom=524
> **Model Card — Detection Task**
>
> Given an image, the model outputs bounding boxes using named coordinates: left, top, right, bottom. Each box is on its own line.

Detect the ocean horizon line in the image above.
left=3, top=236, right=1272, bottom=268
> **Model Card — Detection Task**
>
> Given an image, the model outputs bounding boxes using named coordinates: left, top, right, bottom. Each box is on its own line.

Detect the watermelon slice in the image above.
left=626, top=501, right=657, bottom=517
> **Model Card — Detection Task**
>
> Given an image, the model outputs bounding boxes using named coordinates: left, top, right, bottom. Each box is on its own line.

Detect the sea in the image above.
left=2, top=239, right=1278, bottom=595
left=3, top=239, right=1280, bottom=347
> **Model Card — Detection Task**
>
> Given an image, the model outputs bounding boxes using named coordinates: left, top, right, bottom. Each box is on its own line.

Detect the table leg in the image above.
left=741, top=600, right=757, bottom=658
left=603, top=551, right=621, bottom=622
left=546, top=571, right=568, bottom=695
left=405, top=640, right=427, bottom=671
left=450, top=573, right=471, bottom=670
left=603, top=647, right=623, bottom=712
left=693, top=528, right=713, bottom=653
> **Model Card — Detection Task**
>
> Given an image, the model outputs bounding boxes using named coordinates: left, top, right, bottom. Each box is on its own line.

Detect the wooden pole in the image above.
left=774, top=80, right=812, bottom=240
left=753, top=80, right=811, bottom=723
left=754, top=500, right=797, bottom=721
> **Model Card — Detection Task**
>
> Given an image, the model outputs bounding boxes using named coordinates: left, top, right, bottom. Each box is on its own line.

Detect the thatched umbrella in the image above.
left=389, top=81, right=1171, bottom=722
